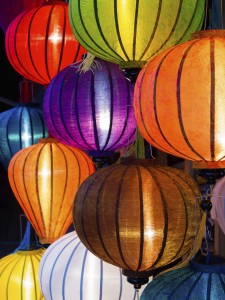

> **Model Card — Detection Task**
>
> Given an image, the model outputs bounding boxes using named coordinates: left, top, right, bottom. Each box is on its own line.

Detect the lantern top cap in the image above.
left=190, top=255, right=225, bottom=274
left=38, top=138, right=58, bottom=144
left=191, top=30, right=225, bottom=40
left=17, top=248, right=44, bottom=255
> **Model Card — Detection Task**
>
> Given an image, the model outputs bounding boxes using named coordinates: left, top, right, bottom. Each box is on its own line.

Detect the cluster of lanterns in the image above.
left=1, top=0, right=225, bottom=299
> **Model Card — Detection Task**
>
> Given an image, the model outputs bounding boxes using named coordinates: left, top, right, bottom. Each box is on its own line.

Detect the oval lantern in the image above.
left=141, top=255, right=225, bottom=299
left=5, top=0, right=87, bottom=85
left=69, top=0, right=205, bottom=68
left=43, top=58, right=136, bottom=153
left=0, top=103, right=48, bottom=170
left=73, top=158, right=202, bottom=277
left=39, top=231, right=146, bottom=299
left=134, top=30, right=225, bottom=169
left=0, top=248, right=45, bottom=300
left=8, top=138, right=95, bottom=244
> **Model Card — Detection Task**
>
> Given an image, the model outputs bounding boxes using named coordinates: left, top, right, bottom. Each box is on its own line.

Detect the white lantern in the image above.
left=39, top=232, right=147, bottom=299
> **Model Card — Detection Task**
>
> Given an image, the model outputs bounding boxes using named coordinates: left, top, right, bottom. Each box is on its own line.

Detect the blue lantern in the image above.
left=0, top=103, right=48, bottom=169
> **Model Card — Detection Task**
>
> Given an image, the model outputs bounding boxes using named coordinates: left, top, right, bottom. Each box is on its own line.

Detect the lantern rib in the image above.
left=80, top=248, right=88, bottom=299
left=113, top=0, right=130, bottom=61
left=35, top=108, right=48, bottom=139
left=136, top=165, right=144, bottom=272
left=0, top=255, right=19, bottom=276
left=138, top=0, right=162, bottom=61
left=218, top=274, right=225, bottom=293
left=6, top=256, right=23, bottom=298
left=143, top=168, right=168, bottom=269
left=210, top=39, right=215, bottom=159
left=56, top=5, right=67, bottom=74
left=20, top=255, right=27, bottom=299
left=132, top=0, right=140, bottom=61
left=26, top=107, right=34, bottom=145
left=18, top=107, right=23, bottom=149
left=187, top=273, right=203, bottom=298
left=207, top=274, right=212, bottom=298
left=90, top=72, right=100, bottom=150
left=49, top=143, right=54, bottom=241
left=5, top=110, right=14, bottom=158
left=70, top=0, right=121, bottom=62
left=27, top=8, right=48, bottom=84
left=30, top=255, right=38, bottom=299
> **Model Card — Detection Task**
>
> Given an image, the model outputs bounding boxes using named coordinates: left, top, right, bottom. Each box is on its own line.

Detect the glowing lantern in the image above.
left=39, top=231, right=146, bottom=299
left=73, top=158, right=202, bottom=278
left=5, top=0, right=87, bottom=85
left=0, top=248, right=45, bottom=300
left=0, top=103, right=48, bottom=170
left=8, top=138, right=95, bottom=244
left=43, top=58, right=136, bottom=153
left=69, top=0, right=205, bottom=68
left=141, top=256, right=225, bottom=299
left=134, top=30, right=225, bottom=168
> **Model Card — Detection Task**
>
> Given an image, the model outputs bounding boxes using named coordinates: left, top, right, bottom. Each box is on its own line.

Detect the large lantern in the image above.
left=43, top=58, right=136, bottom=153
left=5, top=0, right=87, bottom=85
left=134, top=30, right=225, bottom=168
left=8, top=138, right=95, bottom=244
left=73, top=158, right=202, bottom=278
left=141, top=255, right=225, bottom=299
left=69, top=0, right=205, bottom=68
left=39, top=231, right=145, bottom=299
left=0, top=103, right=48, bottom=170
left=0, top=248, right=45, bottom=300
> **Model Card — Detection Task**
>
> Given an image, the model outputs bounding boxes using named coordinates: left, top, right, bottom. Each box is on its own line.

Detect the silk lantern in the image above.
left=134, top=30, right=225, bottom=169
left=69, top=0, right=205, bottom=68
left=39, top=231, right=145, bottom=300
left=43, top=58, right=136, bottom=154
left=141, top=255, right=225, bottom=299
left=8, top=138, right=95, bottom=244
left=5, top=0, right=87, bottom=85
left=0, top=248, right=45, bottom=300
left=0, top=103, right=48, bottom=170
left=73, top=158, right=202, bottom=280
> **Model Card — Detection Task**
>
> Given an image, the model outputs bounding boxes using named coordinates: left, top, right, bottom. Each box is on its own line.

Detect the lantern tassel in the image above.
left=76, top=52, right=101, bottom=73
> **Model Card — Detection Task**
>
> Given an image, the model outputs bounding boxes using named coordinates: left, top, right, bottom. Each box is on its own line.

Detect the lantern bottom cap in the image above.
left=119, top=60, right=146, bottom=69
left=193, top=160, right=225, bottom=169
left=39, top=237, right=57, bottom=245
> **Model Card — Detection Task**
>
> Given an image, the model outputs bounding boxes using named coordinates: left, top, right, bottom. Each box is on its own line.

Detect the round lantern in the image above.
left=73, top=158, right=202, bottom=277
left=43, top=58, right=136, bottom=153
left=0, top=103, right=48, bottom=170
left=5, top=0, right=87, bottom=85
left=69, top=0, right=205, bottom=68
left=0, top=248, right=45, bottom=300
left=39, top=231, right=145, bottom=299
left=141, top=255, right=225, bottom=299
left=8, top=138, right=95, bottom=244
left=134, top=30, right=225, bottom=168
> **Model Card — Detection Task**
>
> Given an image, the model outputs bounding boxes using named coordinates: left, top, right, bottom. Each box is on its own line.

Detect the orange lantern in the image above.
left=8, top=138, right=95, bottom=244
left=134, top=30, right=225, bottom=168
left=5, top=0, right=86, bottom=85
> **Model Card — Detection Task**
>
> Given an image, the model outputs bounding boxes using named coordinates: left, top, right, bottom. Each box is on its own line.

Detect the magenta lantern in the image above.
left=43, top=58, right=136, bottom=153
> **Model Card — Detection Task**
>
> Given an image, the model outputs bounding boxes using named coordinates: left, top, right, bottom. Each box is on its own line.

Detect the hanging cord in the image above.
left=134, top=289, right=140, bottom=300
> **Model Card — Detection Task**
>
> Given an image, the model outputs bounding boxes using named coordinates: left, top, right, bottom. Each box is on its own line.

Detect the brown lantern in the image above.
left=73, top=158, right=202, bottom=280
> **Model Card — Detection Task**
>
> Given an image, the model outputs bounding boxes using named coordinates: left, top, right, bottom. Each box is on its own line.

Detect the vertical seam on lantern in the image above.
left=27, top=106, right=34, bottom=145
left=0, top=255, right=18, bottom=276
left=49, top=143, right=54, bottom=241
left=5, top=108, right=15, bottom=158
left=30, top=255, right=38, bottom=299
left=0, top=111, right=11, bottom=168
left=115, top=165, right=132, bottom=270
left=114, top=0, right=130, bottom=61
left=90, top=71, right=100, bottom=150
left=27, top=8, right=47, bottom=84
left=5, top=256, right=23, bottom=299
left=207, top=274, right=212, bottom=299
left=102, top=62, right=114, bottom=151
left=9, top=149, right=41, bottom=236
left=187, top=273, right=203, bottom=298
left=138, top=0, right=162, bottom=61
left=136, top=165, right=144, bottom=271
left=20, top=253, right=26, bottom=300
left=74, top=70, right=95, bottom=150
left=143, top=167, right=168, bottom=268
left=45, top=5, right=55, bottom=82
left=210, top=38, right=215, bottom=159
left=80, top=247, right=88, bottom=300
left=19, top=107, right=23, bottom=149
left=132, top=0, right=140, bottom=61
left=35, top=108, right=47, bottom=139
left=57, top=4, right=66, bottom=74
left=71, top=0, right=120, bottom=62
left=55, top=144, right=74, bottom=238
left=218, top=274, right=225, bottom=293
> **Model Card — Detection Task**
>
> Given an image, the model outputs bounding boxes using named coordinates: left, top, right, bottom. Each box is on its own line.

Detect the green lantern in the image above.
left=69, top=0, right=205, bottom=68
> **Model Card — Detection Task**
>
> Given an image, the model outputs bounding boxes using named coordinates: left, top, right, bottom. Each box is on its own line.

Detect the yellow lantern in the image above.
left=8, top=138, right=95, bottom=244
left=69, top=0, right=205, bottom=68
left=0, top=248, right=45, bottom=300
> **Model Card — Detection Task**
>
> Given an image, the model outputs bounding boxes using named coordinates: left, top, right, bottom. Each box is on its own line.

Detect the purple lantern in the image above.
left=43, top=58, right=136, bottom=154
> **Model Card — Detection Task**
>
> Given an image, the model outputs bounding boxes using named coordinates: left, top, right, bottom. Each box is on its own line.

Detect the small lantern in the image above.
left=73, top=158, right=202, bottom=278
left=43, top=58, right=136, bottom=154
left=8, top=138, right=95, bottom=244
left=0, top=248, right=45, bottom=300
left=39, top=231, right=146, bottom=299
left=69, top=0, right=205, bottom=68
left=5, top=0, right=87, bottom=85
left=134, top=30, right=225, bottom=168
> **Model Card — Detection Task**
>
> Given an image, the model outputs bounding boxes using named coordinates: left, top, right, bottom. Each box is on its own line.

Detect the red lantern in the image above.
left=5, top=0, right=86, bottom=85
